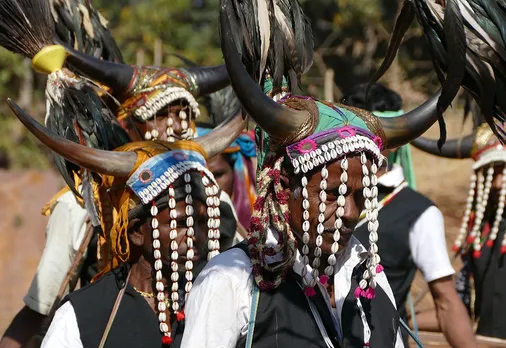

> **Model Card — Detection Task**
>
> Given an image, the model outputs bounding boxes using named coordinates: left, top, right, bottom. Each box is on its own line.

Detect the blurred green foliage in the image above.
left=0, top=0, right=436, bottom=169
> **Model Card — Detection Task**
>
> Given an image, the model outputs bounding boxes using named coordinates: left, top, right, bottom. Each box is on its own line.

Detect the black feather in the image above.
left=368, top=0, right=415, bottom=93
left=0, top=0, right=55, bottom=57
left=222, top=0, right=313, bottom=93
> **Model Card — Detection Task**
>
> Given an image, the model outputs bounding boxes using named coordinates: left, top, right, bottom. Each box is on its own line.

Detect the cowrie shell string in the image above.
left=203, top=174, right=221, bottom=260
left=453, top=172, right=477, bottom=251
left=150, top=202, right=171, bottom=341
left=489, top=167, right=506, bottom=248
left=143, top=106, right=196, bottom=142
left=470, top=167, right=494, bottom=257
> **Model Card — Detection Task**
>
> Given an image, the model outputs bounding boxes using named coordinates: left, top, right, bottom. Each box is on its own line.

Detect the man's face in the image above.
left=207, top=154, right=234, bottom=198
left=137, top=199, right=208, bottom=267
left=288, top=157, right=367, bottom=255
left=126, top=105, right=184, bottom=142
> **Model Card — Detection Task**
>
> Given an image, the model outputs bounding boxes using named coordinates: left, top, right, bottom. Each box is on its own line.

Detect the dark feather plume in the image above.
left=50, top=0, right=124, bottom=62
left=374, top=0, right=506, bottom=145
left=221, top=0, right=313, bottom=93
left=0, top=0, right=54, bottom=57
left=0, top=0, right=129, bottom=224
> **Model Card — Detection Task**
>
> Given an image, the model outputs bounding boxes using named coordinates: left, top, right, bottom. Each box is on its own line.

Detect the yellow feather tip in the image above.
left=32, top=45, right=67, bottom=74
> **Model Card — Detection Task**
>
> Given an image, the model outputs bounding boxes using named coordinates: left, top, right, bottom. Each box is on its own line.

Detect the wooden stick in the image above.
left=47, top=223, right=95, bottom=317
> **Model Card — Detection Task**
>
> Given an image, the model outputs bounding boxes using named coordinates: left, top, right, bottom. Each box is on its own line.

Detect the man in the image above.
left=343, top=83, right=475, bottom=347
left=6, top=96, right=244, bottom=347
left=181, top=0, right=444, bottom=346
left=413, top=123, right=506, bottom=340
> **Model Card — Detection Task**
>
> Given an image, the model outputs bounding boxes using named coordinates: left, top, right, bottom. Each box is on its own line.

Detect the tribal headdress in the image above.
left=7, top=99, right=245, bottom=345
left=64, top=46, right=229, bottom=142
left=413, top=124, right=506, bottom=258
left=219, top=0, right=442, bottom=303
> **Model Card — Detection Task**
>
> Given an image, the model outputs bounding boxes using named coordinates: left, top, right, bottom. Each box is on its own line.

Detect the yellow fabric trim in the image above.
left=32, top=45, right=67, bottom=74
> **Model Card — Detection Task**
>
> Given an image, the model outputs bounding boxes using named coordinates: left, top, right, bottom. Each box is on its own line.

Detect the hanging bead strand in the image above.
left=168, top=186, right=180, bottom=327
left=151, top=201, right=171, bottom=345
left=453, top=173, right=477, bottom=252
left=492, top=167, right=506, bottom=253
left=183, top=174, right=194, bottom=305
left=471, top=167, right=494, bottom=258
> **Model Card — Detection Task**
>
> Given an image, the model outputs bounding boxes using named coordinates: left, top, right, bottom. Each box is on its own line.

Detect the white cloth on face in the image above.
left=41, top=301, right=83, bottom=348
left=24, top=190, right=88, bottom=315
left=181, top=228, right=404, bottom=348
left=378, top=164, right=455, bottom=283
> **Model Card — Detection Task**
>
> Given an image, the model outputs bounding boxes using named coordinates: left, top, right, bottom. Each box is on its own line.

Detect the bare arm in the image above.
left=414, top=308, right=441, bottom=332
left=428, top=276, right=476, bottom=348
left=0, top=306, right=45, bottom=348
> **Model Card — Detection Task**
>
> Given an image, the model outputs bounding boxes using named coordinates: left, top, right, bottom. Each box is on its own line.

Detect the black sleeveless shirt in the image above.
left=355, top=186, right=434, bottom=320
left=469, top=218, right=506, bottom=338
left=63, top=264, right=186, bottom=348
left=234, top=243, right=399, bottom=348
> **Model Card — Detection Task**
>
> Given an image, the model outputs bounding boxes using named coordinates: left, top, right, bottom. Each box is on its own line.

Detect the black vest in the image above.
left=355, top=186, right=433, bottom=321
left=234, top=243, right=399, bottom=348
left=469, top=218, right=506, bottom=338
left=64, top=265, right=186, bottom=348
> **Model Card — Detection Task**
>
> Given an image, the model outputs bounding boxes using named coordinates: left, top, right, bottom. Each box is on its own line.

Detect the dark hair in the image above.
left=341, top=83, right=402, bottom=112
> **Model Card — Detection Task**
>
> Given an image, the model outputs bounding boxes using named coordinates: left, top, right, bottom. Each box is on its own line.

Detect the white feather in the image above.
left=256, top=0, right=271, bottom=83
left=273, top=1, right=296, bottom=56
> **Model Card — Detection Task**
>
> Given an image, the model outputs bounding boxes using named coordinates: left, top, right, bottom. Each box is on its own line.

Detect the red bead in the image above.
left=501, top=246, right=506, bottom=254
left=452, top=244, right=460, bottom=252
left=486, top=240, right=494, bottom=247
left=176, top=310, right=185, bottom=322
left=162, top=335, right=173, bottom=345
left=466, top=235, right=474, bottom=244
left=473, top=250, right=482, bottom=259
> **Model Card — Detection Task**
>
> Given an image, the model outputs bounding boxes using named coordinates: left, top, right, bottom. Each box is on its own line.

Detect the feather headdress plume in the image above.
left=370, top=0, right=506, bottom=146
left=0, top=0, right=129, bottom=225
left=220, top=0, right=314, bottom=93
left=49, top=0, right=124, bottom=63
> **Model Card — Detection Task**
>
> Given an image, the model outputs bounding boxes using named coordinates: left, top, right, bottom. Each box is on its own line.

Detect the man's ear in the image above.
left=128, top=218, right=144, bottom=247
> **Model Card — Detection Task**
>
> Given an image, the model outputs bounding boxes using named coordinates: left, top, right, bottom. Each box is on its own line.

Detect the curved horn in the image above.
left=195, top=108, right=247, bottom=158
left=378, top=89, right=442, bottom=148
left=57, top=41, right=135, bottom=94
left=7, top=98, right=137, bottom=176
left=411, top=135, right=474, bottom=158
left=185, top=65, right=230, bottom=98
left=219, top=1, right=310, bottom=141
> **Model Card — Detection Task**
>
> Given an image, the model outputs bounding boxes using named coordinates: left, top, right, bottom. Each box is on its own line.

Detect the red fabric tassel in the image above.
left=452, top=244, right=460, bottom=252
left=176, top=310, right=185, bottom=322
left=501, top=246, right=506, bottom=254
left=319, top=275, right=329, bottom=285
left=486, top=240, right=494, bottom=247
left=473, top=250, right=482, bottom=259
left=162, top=335, right=173, bottom=345
left=304, top=287, right=317, bottom=297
